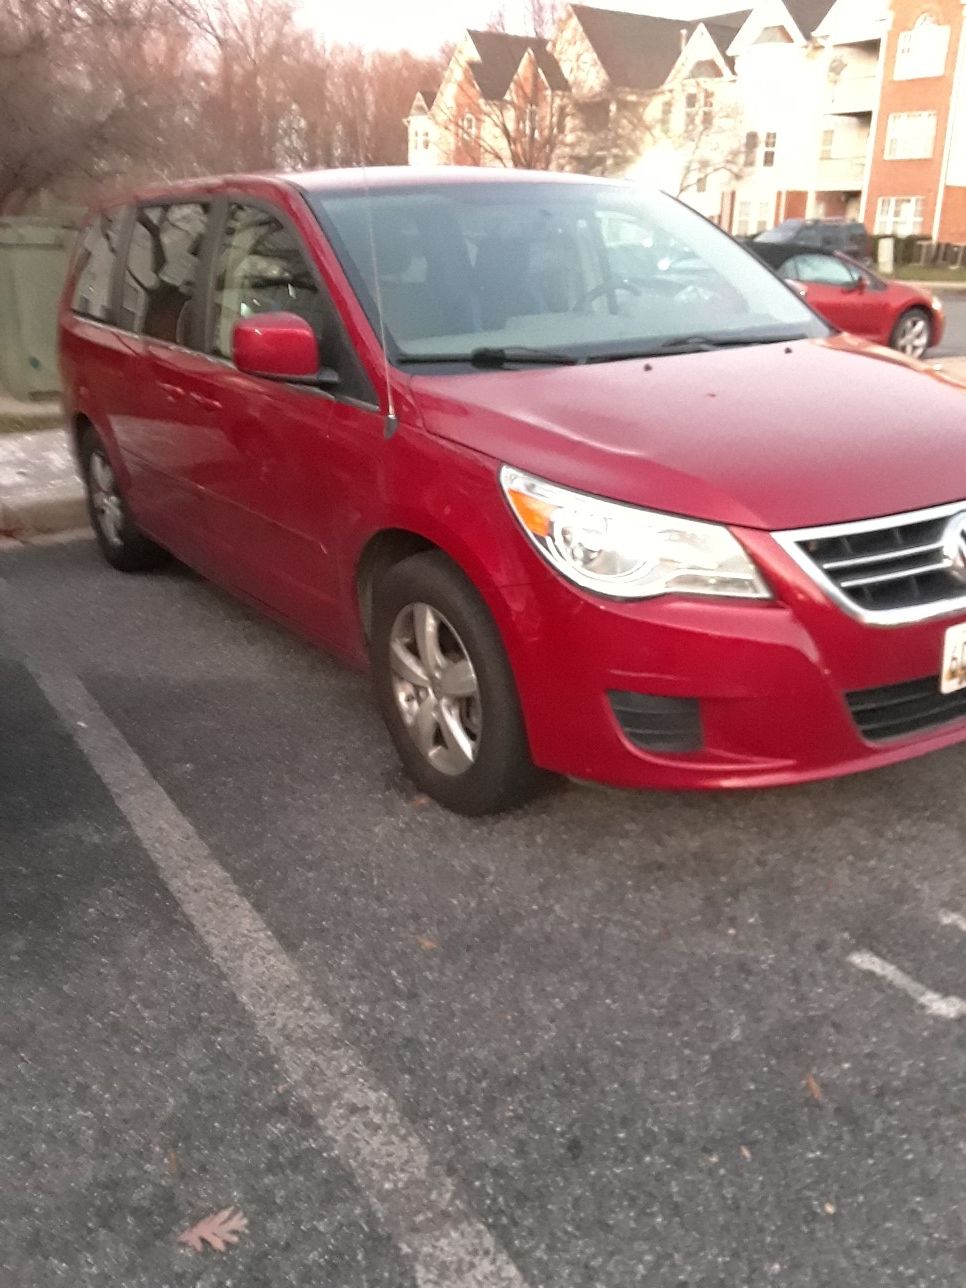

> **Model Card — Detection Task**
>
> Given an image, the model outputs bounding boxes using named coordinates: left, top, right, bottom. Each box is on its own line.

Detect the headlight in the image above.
left=501, top=466, right=770, bottom=600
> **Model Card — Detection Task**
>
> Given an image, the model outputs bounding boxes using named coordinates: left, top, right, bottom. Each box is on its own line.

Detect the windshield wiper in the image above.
left=398, top=346, right=579, bottom=368
left=657, top=331, right=809, bottom=354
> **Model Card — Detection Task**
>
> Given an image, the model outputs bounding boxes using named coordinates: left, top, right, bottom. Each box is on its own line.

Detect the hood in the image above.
left=411, top=336, right=966, bottom=531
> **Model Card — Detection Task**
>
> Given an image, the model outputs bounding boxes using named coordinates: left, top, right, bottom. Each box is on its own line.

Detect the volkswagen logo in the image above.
left=941, top=512, right=966, bottom=583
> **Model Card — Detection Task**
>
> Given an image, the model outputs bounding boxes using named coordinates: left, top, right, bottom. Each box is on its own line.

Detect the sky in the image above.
left=296, top=0, right=744, bottom=54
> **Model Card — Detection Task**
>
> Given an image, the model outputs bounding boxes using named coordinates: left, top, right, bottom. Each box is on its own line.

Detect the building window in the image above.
left=744, top=131, right=759, bottom=166
left=702, top=88, right=714, bottom=130
left=885, top=111, right=938, bottom=159
left=894, top=14, right=950, bottom=81
left=820, top=128, right=835, bottom=160
left=685, top=91, right=698, bottom=129
left=422, top=131, right=431, bottom=150
left=660, top=95, right=673, bottom=131
left=696, top=173, right=708, bottom=193
left=735, top=199, right=772, bottom=236
left=875, top=195, right=926, bottom=236
left=462, top=113, right=477, bottom=138
left=762, top=131, right=777, bottom=167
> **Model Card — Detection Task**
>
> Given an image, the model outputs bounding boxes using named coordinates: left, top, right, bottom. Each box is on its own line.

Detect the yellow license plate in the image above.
left=941, top=622, right=966, bottom=694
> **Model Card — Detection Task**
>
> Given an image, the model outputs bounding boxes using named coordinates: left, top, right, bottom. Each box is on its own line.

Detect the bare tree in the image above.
left=0, top=0, right=197, bottom=212
left=574, top=83, right=748, bottom=194
left=434, top=47, right=573, bottom=171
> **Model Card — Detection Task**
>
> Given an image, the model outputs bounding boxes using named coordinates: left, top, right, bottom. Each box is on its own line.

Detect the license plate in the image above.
left=941, top=623, right=966, bottom=693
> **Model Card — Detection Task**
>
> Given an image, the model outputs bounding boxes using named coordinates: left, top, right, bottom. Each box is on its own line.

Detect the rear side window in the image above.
left=120, top=203, right=208, bottom=344
left=72, top=212, right=124, bottom=321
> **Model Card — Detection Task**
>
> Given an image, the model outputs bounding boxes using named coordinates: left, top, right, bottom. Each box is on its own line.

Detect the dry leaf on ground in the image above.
left=417, top=936, right=438, bottom=951
left=739, top=1145, right=752, bottom=1160
left=178, top=1207, right=248, bottom=1253
left=805, top=1073, right=823, bottom=1102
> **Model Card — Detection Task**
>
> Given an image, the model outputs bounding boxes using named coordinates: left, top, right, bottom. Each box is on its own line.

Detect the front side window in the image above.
left=211, top=203, right=372, bottom=402
left=782, top=253, right=857, bottom=287
left=121, top=203, right=208, bottom=344
left=72, top=211, right=124, bottom=322
left=211, top=205, right=328, bottom=360
left=308, top=179, right=827, bottom=366
left=885, top=110, right=938, bottom=159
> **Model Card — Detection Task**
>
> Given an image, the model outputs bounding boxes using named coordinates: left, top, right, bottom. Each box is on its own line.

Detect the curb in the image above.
left=0, top=486, right=87, bottom=540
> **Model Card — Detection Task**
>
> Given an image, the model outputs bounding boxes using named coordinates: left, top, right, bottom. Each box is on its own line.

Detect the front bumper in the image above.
left=493, top=528, right=966, bottom=791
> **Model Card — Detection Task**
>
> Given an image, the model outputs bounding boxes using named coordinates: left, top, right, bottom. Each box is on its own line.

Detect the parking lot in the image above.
left=2, top=534, right=965, bottom=1286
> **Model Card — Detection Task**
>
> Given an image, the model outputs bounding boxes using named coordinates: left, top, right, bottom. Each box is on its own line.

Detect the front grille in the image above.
left=847, top=676, right=966, bottom=742
left=776, top=502, right=966, bottom=623
left=608, top=691, right=703, bottom=754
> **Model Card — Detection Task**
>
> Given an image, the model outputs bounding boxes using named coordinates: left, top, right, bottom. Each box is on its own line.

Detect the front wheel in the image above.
left=890, top=307, right=932, bottom=360
left=370, top=552, right=549, bottom=815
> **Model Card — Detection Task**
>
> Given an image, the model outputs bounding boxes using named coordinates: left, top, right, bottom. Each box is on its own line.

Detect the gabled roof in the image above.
left=410, top=87, right=437, bottom=114
left=568, top=6, right=689, bottom=91
left=465, top=29, right=569, bottom=100
left=782, top=0, right=834, bottom=39
left=702, top=11, right=751, bottom=71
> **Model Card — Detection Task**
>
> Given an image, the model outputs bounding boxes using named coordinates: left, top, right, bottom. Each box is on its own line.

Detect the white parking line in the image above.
left=848, top=950, right=966, bottom=1021
left=938, top=910, right=966, bottom=934
left=17, top=654, right=528, bottom=1288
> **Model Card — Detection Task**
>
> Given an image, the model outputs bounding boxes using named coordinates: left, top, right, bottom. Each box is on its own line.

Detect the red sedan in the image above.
left=751, top=241, right=944, bottom=358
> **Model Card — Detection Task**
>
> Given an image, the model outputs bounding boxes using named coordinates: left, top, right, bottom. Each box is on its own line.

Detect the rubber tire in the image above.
left=370, top=551, right=550, bottom=816
left=890, top=306, right=932, bottom=359
left=79, top=428, right=167, bottom=572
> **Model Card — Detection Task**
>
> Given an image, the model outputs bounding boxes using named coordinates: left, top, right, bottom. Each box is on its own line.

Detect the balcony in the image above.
left=817, top=155, right=866, bottom=191
left=826, top=72, right=877, bottom=115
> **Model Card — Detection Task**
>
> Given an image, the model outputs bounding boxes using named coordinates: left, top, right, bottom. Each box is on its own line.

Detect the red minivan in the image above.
left=60, top=168, right=966, bottom=814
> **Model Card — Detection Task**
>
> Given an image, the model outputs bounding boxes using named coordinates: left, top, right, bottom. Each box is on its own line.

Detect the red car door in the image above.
left=111, top=201, right=216, bottom=563
left=784, top=252, right=877, bottom=338
left=189, top=200, right=382, bottom=646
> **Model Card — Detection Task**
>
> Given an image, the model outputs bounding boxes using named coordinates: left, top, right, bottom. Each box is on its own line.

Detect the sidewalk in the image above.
left=0, top=428, right=85, bottom=539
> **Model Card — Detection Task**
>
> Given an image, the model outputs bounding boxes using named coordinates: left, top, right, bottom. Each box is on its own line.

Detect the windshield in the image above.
left=305, top=180, right=827, bottom=365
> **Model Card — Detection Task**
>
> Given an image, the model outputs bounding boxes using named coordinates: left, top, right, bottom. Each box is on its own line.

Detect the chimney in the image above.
left=681, top=26, right=688, bottom=53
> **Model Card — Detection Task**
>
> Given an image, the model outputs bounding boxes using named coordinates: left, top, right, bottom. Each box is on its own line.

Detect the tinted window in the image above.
left=783, top=253, right=857, bottom=286
left=212, top=205, right=328, bottom=358
left=72, top=212, right=124, bottom=321
left=121, top=203, right=208, bottom=344
left=212, top=203, right=373, bottom=402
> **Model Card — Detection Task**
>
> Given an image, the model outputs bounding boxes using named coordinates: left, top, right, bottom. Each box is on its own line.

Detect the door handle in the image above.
left=189, top=392, right=223, bottom=413
left=157, top=380, right=184, bottom=399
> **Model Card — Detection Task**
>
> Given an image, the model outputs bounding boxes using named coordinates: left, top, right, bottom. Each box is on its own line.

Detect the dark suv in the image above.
left=754, top=218, right=873, bottom=264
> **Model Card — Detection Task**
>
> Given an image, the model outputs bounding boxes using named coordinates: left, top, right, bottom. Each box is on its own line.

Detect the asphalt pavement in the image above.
left=931, top=288, right=966, bottom=358
left=3, top=536, right=966, bottom=1287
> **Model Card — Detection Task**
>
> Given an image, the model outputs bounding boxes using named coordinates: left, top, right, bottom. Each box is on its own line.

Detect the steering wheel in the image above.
left=573, top=280, right=643, bottom=312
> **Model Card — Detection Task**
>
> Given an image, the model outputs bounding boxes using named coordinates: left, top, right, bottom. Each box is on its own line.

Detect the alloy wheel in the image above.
left=89, top=450, right=124, bottom=547
left=895, top=314, right=930, bottom=359
left=389, top=602, right=481, bottom=776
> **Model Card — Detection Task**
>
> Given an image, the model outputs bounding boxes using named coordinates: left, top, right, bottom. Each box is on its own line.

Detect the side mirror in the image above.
left=847, top=276, right=867, bottom=294
left=232, top=313, right=339, bottom=389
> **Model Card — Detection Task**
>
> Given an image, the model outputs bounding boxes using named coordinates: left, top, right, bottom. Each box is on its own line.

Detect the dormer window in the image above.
left=755, top=25, right=794, bottom=44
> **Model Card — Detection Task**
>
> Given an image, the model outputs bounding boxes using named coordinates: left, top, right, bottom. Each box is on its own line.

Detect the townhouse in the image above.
left=407, top=0, right=966, bottom=244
